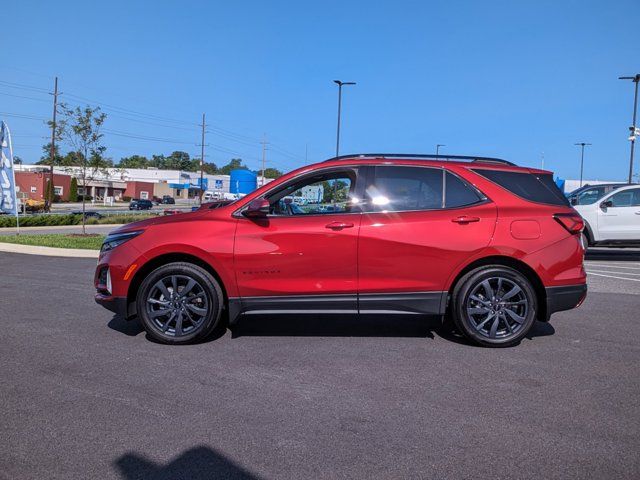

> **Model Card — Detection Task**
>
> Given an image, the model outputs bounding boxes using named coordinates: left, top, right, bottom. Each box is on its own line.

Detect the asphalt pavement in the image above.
left=1, top=251, right=639, bottom=479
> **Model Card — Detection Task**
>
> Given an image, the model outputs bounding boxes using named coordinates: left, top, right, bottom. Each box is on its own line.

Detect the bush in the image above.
left=77, top=194, right=93, bottom=201
left=122, top=196, right=132, bottom=202
left=69, top=177, right=78, bottom=202
left=0, top=213, right=157, bottom=228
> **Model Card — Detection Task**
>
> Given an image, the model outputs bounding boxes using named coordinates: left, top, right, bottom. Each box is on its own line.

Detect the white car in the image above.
left=574, top=184, right=640, bottom=247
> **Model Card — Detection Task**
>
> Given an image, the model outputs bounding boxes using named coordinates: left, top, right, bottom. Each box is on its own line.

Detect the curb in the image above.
left=0, top=224, right=124, bottom=234
left=0, top=242, right=99, bottom=258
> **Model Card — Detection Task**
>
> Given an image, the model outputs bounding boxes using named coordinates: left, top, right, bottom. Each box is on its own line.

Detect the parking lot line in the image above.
left=584, top=263, right=640, bottom=270
left=586, top=272, right=640, bottom=282
left=586, top=269, right=640, bottom=276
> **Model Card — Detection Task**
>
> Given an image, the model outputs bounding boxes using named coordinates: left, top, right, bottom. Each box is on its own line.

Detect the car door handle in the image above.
left=452, top=216, right=480, bottom=224
left=635, top=211, right=640, bottom=215
left=325, top=221, right=354, bottom=230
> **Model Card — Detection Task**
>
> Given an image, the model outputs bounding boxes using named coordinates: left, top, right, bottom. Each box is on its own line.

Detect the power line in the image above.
left=0, top=91, right=51, bottom=103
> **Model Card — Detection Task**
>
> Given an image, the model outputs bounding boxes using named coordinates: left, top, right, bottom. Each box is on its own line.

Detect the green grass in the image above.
left=0, top=213, right=157, bottom=228
left=0, top=234, right=106, bottom=250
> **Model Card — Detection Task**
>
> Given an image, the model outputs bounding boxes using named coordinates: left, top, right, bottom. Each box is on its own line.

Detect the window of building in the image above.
left=140, top=191, right=149, bottom=199
left=30, top=186, right=37, bottom=193
left=54, top=186, right=63, bottom=196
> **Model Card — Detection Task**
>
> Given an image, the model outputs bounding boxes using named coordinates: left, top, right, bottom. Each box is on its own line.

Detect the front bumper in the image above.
left=95, top=293, right=130, bottom=318
left=546, top=283, right=587, bottom=318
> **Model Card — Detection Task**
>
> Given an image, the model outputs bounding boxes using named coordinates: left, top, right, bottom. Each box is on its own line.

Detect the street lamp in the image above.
left=333, top=80, right=356, bottom=157
left=436, top=144, right=446, bottom=156
left=619, top=74, right=640, bottom=183
left=574, top=142, right=592, bottom=187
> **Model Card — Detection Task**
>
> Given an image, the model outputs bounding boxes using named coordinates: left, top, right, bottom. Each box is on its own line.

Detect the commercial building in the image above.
left=14, top=164, right=271, bottom=202
left=15, top=171, right=72, bottom=201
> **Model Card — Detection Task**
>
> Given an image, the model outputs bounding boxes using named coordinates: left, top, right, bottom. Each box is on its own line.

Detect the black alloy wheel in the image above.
left=452, top=266, right=537, bottom=347
left=137, top=262, right=224, bottom=344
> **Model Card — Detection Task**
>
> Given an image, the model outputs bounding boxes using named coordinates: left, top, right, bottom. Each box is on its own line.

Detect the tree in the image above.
left=217, top=158, right=248, bottom=175
left=118, top=155, right=150, bottom=169
left=165, top=151, right=192, bottom=170
left=59, top=105, right=108, bottom=234
left=263, top=167, right=283, bottom=179
left=45, top=179, right=54, bottom=205
left=69, top=177, right=78, bottom=202
left=37, top=142, right=64, bottom=165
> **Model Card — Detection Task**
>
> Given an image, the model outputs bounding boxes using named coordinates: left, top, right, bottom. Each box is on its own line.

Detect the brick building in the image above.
left=15, top=171, right=72, bottom=201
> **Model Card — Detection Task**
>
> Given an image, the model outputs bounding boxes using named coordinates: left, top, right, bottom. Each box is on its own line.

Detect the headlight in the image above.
left=101, top=230, right=143, bottom=253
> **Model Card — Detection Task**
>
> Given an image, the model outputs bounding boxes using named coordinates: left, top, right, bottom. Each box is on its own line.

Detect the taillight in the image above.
left=553, top=213, right=584, bottom=234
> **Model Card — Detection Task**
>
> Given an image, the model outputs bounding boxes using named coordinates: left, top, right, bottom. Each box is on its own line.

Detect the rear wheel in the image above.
left=451, top=266, right=537, bottom=347
left=136, top=262, right=224, bottom=344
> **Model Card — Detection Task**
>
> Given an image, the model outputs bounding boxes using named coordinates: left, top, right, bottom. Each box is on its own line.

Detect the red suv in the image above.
left=95, top=154, right=587, bottom=347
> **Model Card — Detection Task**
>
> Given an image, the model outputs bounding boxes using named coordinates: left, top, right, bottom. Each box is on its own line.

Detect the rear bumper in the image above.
left=546, top=284, right=587, bottom=318
left=95, top=294, right=129, bottom=318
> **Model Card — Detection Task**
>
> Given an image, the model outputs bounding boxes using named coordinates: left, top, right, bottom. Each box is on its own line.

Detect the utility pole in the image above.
left=48, top=76, right=60, bottom=212
left=333, top=80, right=356, bottom=157
left=436, top=144, right=445, bottom=156
left=619, top=74, right=640, bottom=183
left=260, top=135, right=269, bottom=187
left=199, top=113, right=205, bottom=203
left=574, top=142, right=591, bottom=187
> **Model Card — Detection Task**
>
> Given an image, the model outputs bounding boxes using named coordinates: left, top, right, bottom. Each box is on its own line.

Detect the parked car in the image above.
left=72, top=210, right=103, bottom=219
left=96, top=153, right=587, bottom=347
left=163, top=209, right=182, bottom=216
left=574, top=184, right=640, bottom=247
left=566, top=183, right=629, bottom=206
left=129, top=199, right=153, bottom=210
left=161, top=195, right=175, bottom=204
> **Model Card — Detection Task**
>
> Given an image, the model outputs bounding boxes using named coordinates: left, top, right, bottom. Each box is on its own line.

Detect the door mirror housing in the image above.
left=570, top=197, right=578, bottom=206
left=600, top=199, right=613, bottom=209
left=243, top=198, right=270, bottom=218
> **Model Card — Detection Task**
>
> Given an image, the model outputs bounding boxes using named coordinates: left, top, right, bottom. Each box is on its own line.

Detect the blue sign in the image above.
left=0, top=121, right=18, bottom=215
left=214, top=179, right=223, bottom=189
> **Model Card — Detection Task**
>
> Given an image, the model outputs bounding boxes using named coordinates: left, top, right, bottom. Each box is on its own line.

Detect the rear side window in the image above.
left=445, top=172, right=484, bottom=208
left=367, top=166, right=442, bottom=211
left=472, top=169, right=569, bottom=206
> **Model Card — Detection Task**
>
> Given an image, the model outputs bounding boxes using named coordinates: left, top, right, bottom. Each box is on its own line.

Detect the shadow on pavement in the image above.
left=108, top=312, right=555, bottom=346
left=586, top=248, right=640, bottom=262
left=115, top=446, right=261, bottom=480
left=232, top=313, right=438, bottom=339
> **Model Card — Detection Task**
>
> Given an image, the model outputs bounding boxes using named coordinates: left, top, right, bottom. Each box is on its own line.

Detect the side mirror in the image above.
left=600, top=200, right=613, bottom=209
left=243, top=198, right=270, bottom=218
left=570, top=197, right=578, bottom=205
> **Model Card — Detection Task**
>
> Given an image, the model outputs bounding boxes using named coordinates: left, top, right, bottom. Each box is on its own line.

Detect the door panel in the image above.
left=234, top=214, right=361, bottom=299
left=358, top=203, right=498, bottom=293
left=598, top=188, right=640, bottom=240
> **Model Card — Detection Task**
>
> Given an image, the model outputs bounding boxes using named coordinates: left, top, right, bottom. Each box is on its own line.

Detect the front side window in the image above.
left=366, top=166, right=443, bottom=212
left=575, top=187, right=605, bottom=205
left=267, top=169, right=357, bottom=216
left=608, top=188, right=640, bottom=207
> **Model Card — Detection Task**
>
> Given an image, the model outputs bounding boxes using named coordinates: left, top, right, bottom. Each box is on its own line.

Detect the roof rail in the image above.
left=324, top=153, right=516, bottom=166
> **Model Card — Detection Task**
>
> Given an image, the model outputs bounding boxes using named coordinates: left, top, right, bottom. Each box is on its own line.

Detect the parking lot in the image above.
left=1, top=250, right=639, bottom=480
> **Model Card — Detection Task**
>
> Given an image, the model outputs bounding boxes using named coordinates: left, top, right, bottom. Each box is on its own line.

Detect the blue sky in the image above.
left=2, top=0, right=638, bottom=180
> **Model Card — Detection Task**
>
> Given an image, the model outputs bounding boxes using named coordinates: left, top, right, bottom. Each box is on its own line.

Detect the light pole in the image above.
left=436, top=144, right=446, bottom=156
left=619, top=74, right=640, bottom=183
left=574, top=143, right=591, bottom=187
left=333, top=80, right=356, bottom=157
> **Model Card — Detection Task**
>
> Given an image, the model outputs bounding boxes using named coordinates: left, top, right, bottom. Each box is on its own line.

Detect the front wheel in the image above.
left=451, top=266, right=537, bottom=347
left=136, top=262, right=224, bottom=344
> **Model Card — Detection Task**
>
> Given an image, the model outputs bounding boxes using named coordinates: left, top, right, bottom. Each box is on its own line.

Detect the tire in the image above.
left=581, top=231, right=590, bottom=250
left=136, top=262, right=224, bottom=344
left=451, top=266, right=537, bottom=347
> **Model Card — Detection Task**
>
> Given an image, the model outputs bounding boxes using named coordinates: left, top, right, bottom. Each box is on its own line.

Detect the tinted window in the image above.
left=267, top=170, right=356, bottom=216
left=367, top=166, right=443, bottom=211
left=609, top=188, right=640, bottom=207
left=575, top=186, right=606, bottom=205
left=472, top=169, right=570, bottom=206
left=445, top=172, right=483, bottom=208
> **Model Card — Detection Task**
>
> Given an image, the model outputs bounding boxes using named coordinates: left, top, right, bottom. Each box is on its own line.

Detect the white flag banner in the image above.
left=0, top=121, right=19, bottom=218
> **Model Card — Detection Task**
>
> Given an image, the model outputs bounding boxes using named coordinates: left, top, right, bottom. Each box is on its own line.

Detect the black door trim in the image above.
left=228, top=291, right=447, bottom=324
